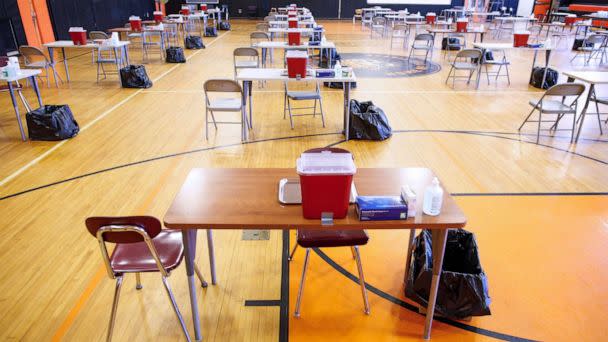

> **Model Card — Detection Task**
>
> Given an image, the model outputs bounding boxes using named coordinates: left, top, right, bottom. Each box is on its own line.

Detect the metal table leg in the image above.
left=182, top=229, right=202, bottom=341
left=248, top=80, right=253, bottom=129
left=404, top=228, right=416, bottom=283
left=541, top=49, right=552, bottom=88
left=343, top=81, right=351, bottom=140
left=206, top=230, right=217, bottom=285
left=423, top=228, right=449, bottom=340
left=123, top=45, right=130, bottom=66
left=529, top=49, right=539, bottom=84
left=31, top=76, right=43, bottom=108
left=7, top=82, right=26, bottom=141
left=62, top=48, right=70, bottom=82
left=575, top=83, right=594, bottom=143
left=241, top=80, right=248, bottom=141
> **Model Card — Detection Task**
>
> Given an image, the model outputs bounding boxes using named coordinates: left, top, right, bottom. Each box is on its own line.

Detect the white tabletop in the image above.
left=562, top=71, right=608, bottom=84
left=473, top=42, right=554, bottom=50
left=44, top=40, right=130, bottom=48
left=274, top=14, right=314, bottom=19
left=269, top=20, right=316, bottom=27
left=429, top=28, right=485, bottom=34
left=269, top=27, right=323, bottom=33
left=0, top=69, right=41, bottom=82
left=495, top=16, right=537, bottom=21
left=236, top=68, right=356, bottom=83
left=254, top=41, right=335, bottom=49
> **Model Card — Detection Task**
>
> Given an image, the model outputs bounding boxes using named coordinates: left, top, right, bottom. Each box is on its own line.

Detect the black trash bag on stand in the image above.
left=184, top=35, right=205, bottom=49
left=219, top=21, right=231, bottom=30
left=26, top=105, right=79, bottom=141
left=120, top=65, right=153, bottom=88
left=324, top=81, right=357, bottom=89
left=166, top=46, right=186, bottom=63
left=530, top=67, right=558, bottom=89
left=441, top=37, right=461, bottom=50
left=205, top=27, right=218, bottom=37
left=405, top=229, right=492, bottom=319
left=572, top=38, right=593, bottom=51
left=348, top=100, right=392, bottom=141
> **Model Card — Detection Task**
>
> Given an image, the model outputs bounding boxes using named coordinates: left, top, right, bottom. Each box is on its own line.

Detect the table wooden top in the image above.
left=163, top=168, right=467, bottom=230
left=562, top=71, right=608, bottom=84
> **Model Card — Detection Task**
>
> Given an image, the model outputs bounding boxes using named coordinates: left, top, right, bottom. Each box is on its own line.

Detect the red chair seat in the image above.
left=110, top=229, right=184, bottom=274
left=297, top=229, right=369, bottom=248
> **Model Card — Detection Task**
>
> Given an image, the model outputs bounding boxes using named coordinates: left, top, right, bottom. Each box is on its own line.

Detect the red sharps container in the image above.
left=154, top=11, right=164, bottom=23
left=297, top=148, right=356, bottom=219
left=564, top=15, right=576, bottom=26
left=286, top=50, right=307, bottom=78
left=456, top=18, right=468, bottom=32
left=129, top=16, right=142, bottom=31
left=287, top=29, right=301, bottom=46
left=69, top=27, right=87, bottom=45
left=288, top=17, right=298, bottom=28
left=201, top=4, right=208, bottom=11
left=513, top=31, right=530, bottom=47
left=180, top=6, right=190, bottom=15
left=426, top=12, right=436, bottom=25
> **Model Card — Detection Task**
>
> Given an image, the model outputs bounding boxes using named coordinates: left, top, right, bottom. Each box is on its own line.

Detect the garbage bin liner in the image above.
left=26, top=105, right=79, bottom=141
left=166, top=46, right=186, bottom=63
left=405, top=229, right=491, bottom=319
left=530, top=67, right=558, bottom=90
left=348, top=100, right=392, bottom=141
left=185, top=35, right=205, bottom=49
left=120, top=65, right=153, bottom=88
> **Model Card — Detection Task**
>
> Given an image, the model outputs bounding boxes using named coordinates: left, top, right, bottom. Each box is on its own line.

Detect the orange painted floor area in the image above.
left=289, top=195, right=608, bottom=341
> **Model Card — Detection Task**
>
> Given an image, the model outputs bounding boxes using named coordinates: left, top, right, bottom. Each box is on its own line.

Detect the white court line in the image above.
left=0, top=31, right=231, bottom=189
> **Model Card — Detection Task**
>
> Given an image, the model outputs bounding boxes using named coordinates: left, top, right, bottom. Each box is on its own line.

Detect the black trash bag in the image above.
left=166, top=46, right=186, bottom=63
left=205, top=26, right=218, bottom=37
left=348, top=100, right=392, bottom=141
left=405, top=229, right=492, bottom=319
left=323, top=81, right=357, bottom=89
left=530, top=67, right=558, bottom=89
left=184, top=35, right=205, bottom=49
left=472, top=51, right=494, bottom=64
left=219, top=21, right=231, bottom=30
left=318, top=48, right=341, bottom=68
left=572, top=38, right=593, bottom=51
left=120, top=65, right=152, bottom=88
left=26, top=105, right=79, bottom=141
left=441, top=37, right=461, bottom=51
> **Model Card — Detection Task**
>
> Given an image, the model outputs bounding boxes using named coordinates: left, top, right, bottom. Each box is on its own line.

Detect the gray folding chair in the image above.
left=233, top=47, right=259, bottom=79
left=89, top=31, right=109, bottom=63
left=362, top=11, right=373, bottom=28
left=518, top=83, right=586, bottom=144
left=445, top=48, right=482, bottom=88
left=283, top=81, right=325, bottom=129
left=256, top=23, right=270, bottom=32
left=443, top=33, right=466, bottom=60
left=203, top=79, right=246, bottom=140
left=408, top=33, right=434, bottom=63
left=370, top=17, right=387, bottom=38
left=19, top=45, right=62, bottom=87
left=390, top=24, right=410, bottom=49
left=570, top=34, right=607, bottom=65
left=480, top=49, right=511, bottom=85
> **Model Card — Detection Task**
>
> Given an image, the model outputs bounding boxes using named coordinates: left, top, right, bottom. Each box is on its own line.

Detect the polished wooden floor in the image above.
left=0, top=20, right=607, bottom=341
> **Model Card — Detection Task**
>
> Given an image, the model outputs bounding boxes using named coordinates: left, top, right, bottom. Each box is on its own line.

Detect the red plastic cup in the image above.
left=456, top=20, right=468, bottom=32
left=130, top=19, right=142, bottom=31
left=288, top=31, right=301, bottom=46
left=426, top=14, right=436, bottom=25
left=69, top=31, right=87, bottom=45
left=513, top=32, right=530, bottom=47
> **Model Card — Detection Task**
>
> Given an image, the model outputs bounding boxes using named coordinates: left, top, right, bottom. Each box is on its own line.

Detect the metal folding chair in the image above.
left=19, top=45, right=63, bottom=88
left=445, top=48, right=482, bottom=88
left=203, top=79, right=246, bottom=140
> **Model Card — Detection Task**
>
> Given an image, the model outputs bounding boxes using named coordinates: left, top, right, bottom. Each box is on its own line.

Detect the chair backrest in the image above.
left=455, top=48, right=482, bottom=60
left=393, top=24, right=408, bottom=32
left=544, top=83, right=586, bottom=97
left=250, top=31, right=270, bottom=42
left=355, top=9, right=363, bottom=15
left=85, top=216, right=168, bottom=278
left=86, top=216, right=162, bottom=243
left=372, top=16, right=386, bottom=25
left=256, top=23, right=270, bottom=31
left=204, top=79, right=242, bottom=93
left=414, top=33, right=434, bottom=42
left=234, top=47, right=259, bottom=57
left=19, top=45, right=47, bottom=63
left=585, top=34, right=606, bottom=46
left=89, top=31, right=109, bottom=40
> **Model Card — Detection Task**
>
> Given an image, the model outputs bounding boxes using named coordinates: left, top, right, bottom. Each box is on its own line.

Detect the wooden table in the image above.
left=235, top=68, right=356, bottom=141
left=43, top=40, right=130, bottom=83
left=164, top=167, right=467, bottom=341
left=563, top=70, right=608, bottom=142
left=1, top=69, right=42, bottom=141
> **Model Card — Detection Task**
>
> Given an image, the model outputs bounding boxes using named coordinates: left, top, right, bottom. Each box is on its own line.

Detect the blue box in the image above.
left=356, top=196, right=408, bottom=221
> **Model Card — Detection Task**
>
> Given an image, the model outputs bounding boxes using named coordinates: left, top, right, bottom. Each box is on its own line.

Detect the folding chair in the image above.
left=480, top=49, right=511, bottom=85
left=445, top=48, right=482, bottom=88
left=203, top=79, right=246, bottom=140
left=19, top=45, right=63, bottom=88
left=390, top=24, right=410, bottom=49
left=283, top=81, right=325, bottom=129
left=570, top=34, right=607, bottom=66
left=370, top=17, right=387, bottom=38
left=408, top=33, right=434, bottom=63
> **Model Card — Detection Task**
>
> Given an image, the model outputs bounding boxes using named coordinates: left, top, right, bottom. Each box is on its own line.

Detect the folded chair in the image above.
left=408, top=33, right=434, bottom=63
left=85, top=216, right=208, bottom=342
left=19, top=45, right=63, bottom=88
left=445, top=48, right=482, bottom=88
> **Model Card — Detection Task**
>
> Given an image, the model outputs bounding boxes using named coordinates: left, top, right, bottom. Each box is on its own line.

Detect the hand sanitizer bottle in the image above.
left=422, top=177, right=443, bottom=216
left=334, top=60, right=341, bottom=76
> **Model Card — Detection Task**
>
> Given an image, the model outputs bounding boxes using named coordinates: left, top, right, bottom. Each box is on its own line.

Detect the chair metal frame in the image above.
left=203, top=79, right=247, bottom=140
left=283, top=81, right=325, bottom=129
left=353, top=9, right=363, bottom=24
left=443, top=33, right=467, bottom=60
left=518, top=83, right=586, bottom=144
left=408, top=33, right=434, bottom=63
left=92, top=222, right=207, bottom=342
left=445, top=48, right=482, bottom=88
left=19, top=45, right=63, bottom=88
left=370, top=16, right=387, bottom=38
left=480, top=49, right=511, bottom=85
left=570, top=34, right=608, bottom=66
left=390, top=24, right=410, bottom=49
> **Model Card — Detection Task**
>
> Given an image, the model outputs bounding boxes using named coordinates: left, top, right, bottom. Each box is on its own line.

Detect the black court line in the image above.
left=3, top=129, right=608, bottom=202
left=312, top=248, right=538, bottom=342
left=244, top=300, right=282, bottom=307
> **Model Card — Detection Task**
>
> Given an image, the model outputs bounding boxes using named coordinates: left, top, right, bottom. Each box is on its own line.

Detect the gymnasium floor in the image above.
left=1, top=20, right=607, bottom=341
